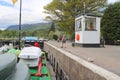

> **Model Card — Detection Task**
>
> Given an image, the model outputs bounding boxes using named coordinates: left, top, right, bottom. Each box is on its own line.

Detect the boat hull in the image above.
left=0, top=54, right=17, bottom=80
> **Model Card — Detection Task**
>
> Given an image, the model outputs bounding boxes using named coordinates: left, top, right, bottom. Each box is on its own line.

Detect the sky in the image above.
left=0, top=0, right=118, bottom=30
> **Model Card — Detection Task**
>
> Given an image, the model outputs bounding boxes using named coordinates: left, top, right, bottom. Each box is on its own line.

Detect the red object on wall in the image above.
left=76, top=34, right=80, bottom=41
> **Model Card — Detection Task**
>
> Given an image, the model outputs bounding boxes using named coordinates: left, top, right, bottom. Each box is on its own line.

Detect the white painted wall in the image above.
left=75, top=15, right=101, bottom=44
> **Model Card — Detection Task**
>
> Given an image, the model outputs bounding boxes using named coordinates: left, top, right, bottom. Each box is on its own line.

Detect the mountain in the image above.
left=6, top=23, right=51, bottom=31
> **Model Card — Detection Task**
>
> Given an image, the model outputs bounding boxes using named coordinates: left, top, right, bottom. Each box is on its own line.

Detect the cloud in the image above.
left=0, top=0, right=52, bottom=29
left=0, top=0, right=117, bottom=30
left=108, top=0, right=118, bottom=3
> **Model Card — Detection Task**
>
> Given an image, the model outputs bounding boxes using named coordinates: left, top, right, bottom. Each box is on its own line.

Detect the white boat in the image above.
left=19, top=46, right=42, bottom=67
left=0, top=54, right=30, bottom=80
left=0, top=54, right=17, bottom=80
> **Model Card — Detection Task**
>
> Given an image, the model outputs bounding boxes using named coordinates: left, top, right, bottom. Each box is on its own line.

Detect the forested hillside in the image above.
left=6, top=22, right=51, bottom=31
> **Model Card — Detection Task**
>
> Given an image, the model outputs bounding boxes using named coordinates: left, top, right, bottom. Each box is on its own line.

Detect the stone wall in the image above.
left=44, top=42, right=120, bottom=80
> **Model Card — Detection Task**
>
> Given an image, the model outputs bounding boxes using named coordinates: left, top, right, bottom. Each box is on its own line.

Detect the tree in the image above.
left=101, top=2, right=120, bottom=41
left=49, top=22, right=55, bottom=33
left=44, top=0, right=107, bottom=36
left=22, top=31, right=27, bottom=37
left=0, top=30, right=17, bottom=37
left=53, top=34, right=58, bottom=40
left=48, top=31, right=54, bottom=39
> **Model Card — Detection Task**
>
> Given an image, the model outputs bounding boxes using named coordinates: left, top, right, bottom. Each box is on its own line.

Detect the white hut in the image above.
left=75, top=14, right=101, bottom=47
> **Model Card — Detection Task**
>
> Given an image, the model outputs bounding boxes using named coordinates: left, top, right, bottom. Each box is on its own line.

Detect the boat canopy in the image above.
left=19, top=47, right=42, bottom=59
left=24, top=36, right=38, bottom=41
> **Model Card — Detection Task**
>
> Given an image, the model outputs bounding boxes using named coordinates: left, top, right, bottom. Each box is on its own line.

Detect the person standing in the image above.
left=61, top=35, right=66, bottom=48
left=90, top=22, right=94, bottom=30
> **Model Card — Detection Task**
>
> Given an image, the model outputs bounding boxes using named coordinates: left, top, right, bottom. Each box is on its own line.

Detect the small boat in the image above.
left=19, top=46, right=51, bottom=80
left=0, top=54, right=17, bottom=80
left=19, top=46, right=42, bottom=67
left=0, top=54, right=30, bottom=80
left=6, top=60, right=31, bottom=80
left=1, top=42, right=50, bottom=80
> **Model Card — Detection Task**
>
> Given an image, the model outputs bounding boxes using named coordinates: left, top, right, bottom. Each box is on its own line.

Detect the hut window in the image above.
left=85, top=18, right=96, bottom=30
left=75, top=19, right=82, bottom=31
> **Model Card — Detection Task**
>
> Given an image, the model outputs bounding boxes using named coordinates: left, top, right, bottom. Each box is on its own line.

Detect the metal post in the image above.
left=19, top=0, right=22, bottom=49
left=83, top=1, right=86, bottom=15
